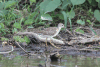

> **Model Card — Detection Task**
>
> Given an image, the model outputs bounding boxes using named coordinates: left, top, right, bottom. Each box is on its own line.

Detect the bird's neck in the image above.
left=51, top=27, right=61, bottom=37
left=58, top=27, right=61, bottom=30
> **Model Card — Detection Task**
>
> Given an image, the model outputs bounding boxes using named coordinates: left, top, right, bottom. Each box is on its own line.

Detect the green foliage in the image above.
left=27, top=25, right=34, bottom=28
left=96, top=0, right=100, bottom=2
left=88, top=9, right=93, bottom=15
left=44, top=0, right=61, bottom=13
left=24, top=36, right=30, bottom=43
left=0, top=23, right=4, bottom=29
left=5, top=1, right=17, bottom=9
left=13, top=36, right=30, bottom=43
left=13, top=36, right=25, bottom=42
left=96, top=0, right=100, bottom=8
left=61, top=0, right=71, bottom=9
left=0, top=0, right=100, bottom=38
left=12, top=28, right=18, bottom=34
left=94, top=10, right=100, bottom=21
left=61, top=11, right=67, bottom=28
left=86, top=20, right=92, bottom=25
left=39, top=0, right=100, bottom=30
left=13, top=22, right=21, bottom=29
left=66, top=10, right=75, bottom=19
left=1, top=37, right=9, bottom=41
left=76, top=28, right=84, bottom=34
left=88, top=0, right=97, bottom=6
left=0, top=23, right=7, bottom=36
left=69, top=18, right=72, bottom=31
left=87, top=0, right=92, bottom=4
left=89, top=26, right=97, bottom=35
left=39, top=0, right=51, bottom=14
left=70, top=0, right=86, bottom=5
left=41, top=14, right=53, bottom=21
left=39, top=0, right=88, bottom=30
left=28, top=12, right=38, bottom=19
left=0, top=2, right=5, bottom=10
left=30, top=0, right=36, bottom=5
left=38, top=22, right=45, bottom=25
left=24, top=19, right=34, bottom=25
left=30, top=0, right=36, bottom=3
left=77, top=20, right=85, bottom=25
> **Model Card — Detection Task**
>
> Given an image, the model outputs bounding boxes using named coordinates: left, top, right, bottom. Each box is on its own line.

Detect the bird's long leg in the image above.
left=45, top=38, right=48, bottom=51
left=45, top=38, right=48, bottom=46
left=50, top=39, right=61, bottom=49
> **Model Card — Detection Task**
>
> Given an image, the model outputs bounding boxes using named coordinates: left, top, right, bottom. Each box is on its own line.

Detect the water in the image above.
left=0, top=54, right=100, bottom=67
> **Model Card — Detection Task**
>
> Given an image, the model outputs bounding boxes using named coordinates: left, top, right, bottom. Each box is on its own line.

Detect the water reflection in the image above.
left=0, top=54, right=100, bottom=67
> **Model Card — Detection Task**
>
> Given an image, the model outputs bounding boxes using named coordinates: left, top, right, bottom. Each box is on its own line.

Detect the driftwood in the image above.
left=16, top=32, right=65, bottom=44
left=0, top=45, right=14, bottom=54
left=68, top=36, right=100, bottom=45
left=16, top=31, right=100, bottom=45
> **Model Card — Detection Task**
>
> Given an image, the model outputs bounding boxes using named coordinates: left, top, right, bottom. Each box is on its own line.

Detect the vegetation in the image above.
left=0, top=0, right=100, bottom=43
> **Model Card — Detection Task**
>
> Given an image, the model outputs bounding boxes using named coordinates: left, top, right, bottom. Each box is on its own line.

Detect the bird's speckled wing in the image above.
left=33, top=27, right=58, bottom=36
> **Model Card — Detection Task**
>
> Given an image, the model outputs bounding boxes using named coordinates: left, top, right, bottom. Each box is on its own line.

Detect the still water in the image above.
left=0, top=54, right=100, bottom=67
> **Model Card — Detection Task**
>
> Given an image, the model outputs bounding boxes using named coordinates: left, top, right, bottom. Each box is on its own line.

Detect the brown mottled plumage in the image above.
left=34, top=23, right=64, bottom=37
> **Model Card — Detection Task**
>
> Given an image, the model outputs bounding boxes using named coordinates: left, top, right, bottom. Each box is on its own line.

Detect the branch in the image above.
left=16, top=32, right=65, bottom=44
left=0, top=45, right=14, bottom=54
left=68, top=36, right=100, bottom=45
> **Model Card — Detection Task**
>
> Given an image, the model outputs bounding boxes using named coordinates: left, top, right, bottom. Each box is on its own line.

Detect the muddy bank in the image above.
left=1, top=28, right=100, bottom=58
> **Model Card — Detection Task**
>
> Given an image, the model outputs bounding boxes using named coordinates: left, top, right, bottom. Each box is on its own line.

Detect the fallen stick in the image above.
left=16, top=32, right=100, bottom=45
left=68, top=36, right=100, bottom=45
left=16, top=32, right=65, bottom=44
left=0, top=45, right=14, bottom=54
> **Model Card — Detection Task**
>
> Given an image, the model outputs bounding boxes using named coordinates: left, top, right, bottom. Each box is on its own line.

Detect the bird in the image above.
left=33, top=23, right=64, bottom=48
left=34, top=23, right=64, bottom=38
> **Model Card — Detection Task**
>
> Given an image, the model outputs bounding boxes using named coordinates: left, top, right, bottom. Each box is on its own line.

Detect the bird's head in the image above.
left=58, top=23, right=64, bottom=28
